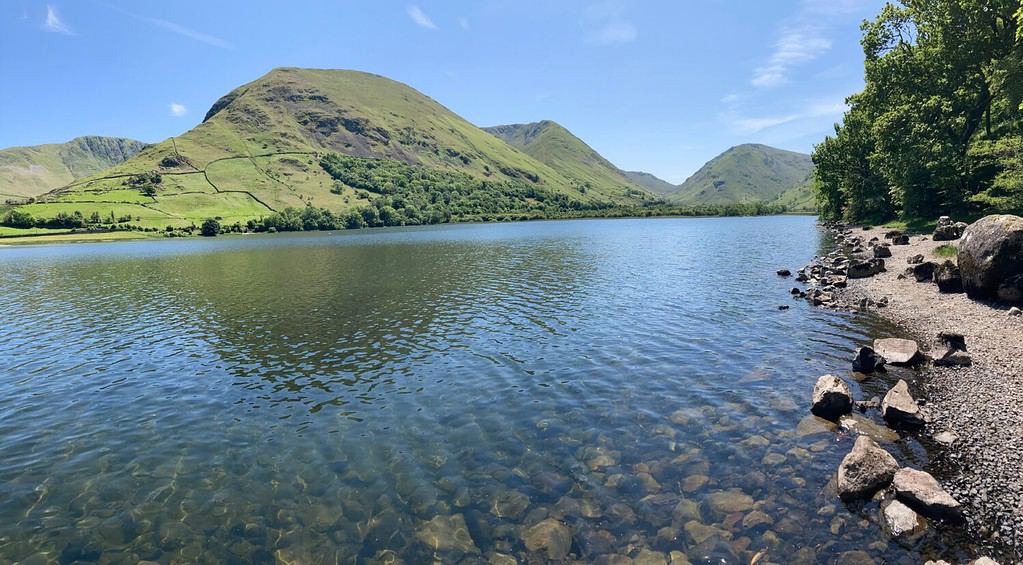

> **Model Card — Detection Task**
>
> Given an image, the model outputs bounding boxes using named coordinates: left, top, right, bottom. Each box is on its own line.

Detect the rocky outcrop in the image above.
left=852, top=346, right=886, bottom=373
left=934, top=260, right=964, bottom=293
left=811, top=375, right=853, bottom=421
left=882, top=380, right=925, bottom=428
left=873, top=338, right=922, bottom=366
left=837, top=436, right=899, bottom=501
left=892, top=468, right=962, bottom=520
left=958, top=215, right=1023, bottom=300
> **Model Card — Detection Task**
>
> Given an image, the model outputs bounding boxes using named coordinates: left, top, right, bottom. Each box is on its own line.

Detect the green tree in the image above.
left=201, top=218, right=221, bottom=237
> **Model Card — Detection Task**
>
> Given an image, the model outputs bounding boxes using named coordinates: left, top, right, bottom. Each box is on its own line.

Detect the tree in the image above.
left=2, top=209, right=35, bottom=228
left=201, top=218, right=221, bottom=237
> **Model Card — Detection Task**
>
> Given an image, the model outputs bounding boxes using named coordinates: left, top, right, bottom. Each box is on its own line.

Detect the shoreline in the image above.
left=820, top=224, right=1023, bottom=561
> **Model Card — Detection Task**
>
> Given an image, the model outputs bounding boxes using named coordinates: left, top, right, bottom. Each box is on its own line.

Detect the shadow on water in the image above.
left=0, top=217, right=993, bottom=563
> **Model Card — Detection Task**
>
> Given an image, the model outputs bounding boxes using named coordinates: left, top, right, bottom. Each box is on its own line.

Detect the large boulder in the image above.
left=932, top=216, right=963, bottom=241
left=873, top=338, right=922, bottom=366
left=882, top=380, right=925, bottom=428
left=837, top=436, right=899, bottom=501
left=934, top=260, right=964, bottom=293
left=892, top=468, right=962, bottom=520
left=958, top=215, right=1023, bottom=300
left=852, top=346, right=886, bottom=373
left=811, top=375, right=853, bottom=421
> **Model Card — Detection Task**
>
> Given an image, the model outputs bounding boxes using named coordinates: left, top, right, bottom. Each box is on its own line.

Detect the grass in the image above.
left=0, top=231, right=158, bottom=245
left=934, top=244, right=958, bottom=257
left=0, top=226, right=72, bottom=237
left=0, top=136, right=146, bottom=199
left=881, top=218, right=939, bottom=234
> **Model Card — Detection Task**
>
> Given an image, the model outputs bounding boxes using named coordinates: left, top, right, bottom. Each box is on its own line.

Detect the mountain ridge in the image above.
left=0, top=136, right=147, bottom=200
left=667, top=143, right=814, bottom=207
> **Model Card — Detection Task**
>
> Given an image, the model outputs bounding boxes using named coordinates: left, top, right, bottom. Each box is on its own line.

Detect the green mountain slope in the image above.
left=483, top=121, right=649, bottom=199
left=772, top=179, right=816, bottom=212
left=668, top=144, right=813, bottom=206
left=20, top=68, right=650, bottom=229
left=621, top=170, right=677, bottom=196
left=0, top=136, right=147, bottom=200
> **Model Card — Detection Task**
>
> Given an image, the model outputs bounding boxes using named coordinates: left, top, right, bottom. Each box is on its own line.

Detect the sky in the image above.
left=0, top=0, right=885, bottom=183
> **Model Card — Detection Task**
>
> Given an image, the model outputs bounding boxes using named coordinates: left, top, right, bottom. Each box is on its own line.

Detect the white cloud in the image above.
left=734, top=115, right=799, bottom=133
left=169, top=103, right=187, bottom=117
left=43, top=5, right=74, bottom=35
left=458, top=17, right=470, bottom=30
left=583, top=1, right=637, bottom=45
left=723, top=96, right=848, bottom=133
left=748, top=0, right=861, bottom=88
left=407, top=6, right=438, bottom=30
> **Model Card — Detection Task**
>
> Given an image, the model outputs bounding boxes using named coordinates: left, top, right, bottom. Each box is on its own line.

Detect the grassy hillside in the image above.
left=10, top=68, right=652, bottom=231
left=772, top=179, right=817, bottom=212
left=668, top=144, right=813, bottom=206
left=0, top=136, right=147, bottom=200
left=621, top=170, right=677, bottom=196
left=483, top=121, right=649, bottom=200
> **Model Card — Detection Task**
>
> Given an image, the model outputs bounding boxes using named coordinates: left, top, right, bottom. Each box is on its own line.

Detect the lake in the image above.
left=0, top=216, right=976, bottom=563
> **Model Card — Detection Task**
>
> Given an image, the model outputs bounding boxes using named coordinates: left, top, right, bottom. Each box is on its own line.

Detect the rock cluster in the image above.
left=933, top=216, right=967, bottom=241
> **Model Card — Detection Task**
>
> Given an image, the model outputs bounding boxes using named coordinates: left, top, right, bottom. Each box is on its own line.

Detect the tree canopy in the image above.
left=813, top=0, right=1023, bottom=223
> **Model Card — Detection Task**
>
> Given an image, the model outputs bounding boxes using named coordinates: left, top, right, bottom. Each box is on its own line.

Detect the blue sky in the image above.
left=0, top=0, right=884, bottom=183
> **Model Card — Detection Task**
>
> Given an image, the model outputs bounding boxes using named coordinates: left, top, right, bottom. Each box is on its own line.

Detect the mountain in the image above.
left=621, top=170, right=677, bottom=196
left=19, top=68, right=651, bottom=229
left=668, top=144, right=813, bottom=206
left=772, top=180, right=816, bottom=212
left=483, top=121, right=647, bottom=198
left=0, top=136, right=147, bottom=200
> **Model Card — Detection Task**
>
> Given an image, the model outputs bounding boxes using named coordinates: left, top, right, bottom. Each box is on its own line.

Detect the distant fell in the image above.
left=0, top=136, right=147, bottom=199
left=621, top=170, right=677, bottom=196
left=669, top=144, right=813, bottom=207
left=483, top=120, right=648, bottom=197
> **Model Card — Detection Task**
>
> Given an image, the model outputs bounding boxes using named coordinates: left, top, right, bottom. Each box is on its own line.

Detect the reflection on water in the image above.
left=0, top=217, right=976, bottom=563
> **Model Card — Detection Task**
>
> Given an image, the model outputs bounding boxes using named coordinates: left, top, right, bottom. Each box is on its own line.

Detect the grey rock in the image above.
left=912, top=261, right=937, bottom=282
left=882, top=499, right=926, bottom=537
left=934, top=260, right=964, bottom=293
left=873, top=338, right=922, bottom=366
left=849, top=259, right=886, bottom=279
left=882, top=379, right=925, bottom=428
left=933, top=431, right=958, bottom=446
left=892, top=467, right=962, bottom=520
left=811, top=375, right=853, bottom=421
left=837, top=435, right=899, bottom=501
left=997, top=273, right=1023, bottom=304
left=937, top=331, right=966, bottom=351
left=933, top=216, right=964, bottom=241
left=893, top=234, right=910, bottom=245
left=933, top=347, right=972, bottom=367
left=1010, top=306, right=1022, bottom=317
left=958, top=214, right=1023, bottom=300
left=907, top=254, right=925, bottom=265
left=873, top=244, right=892, bottom=258
left=852, top=346, right=886, bottom=373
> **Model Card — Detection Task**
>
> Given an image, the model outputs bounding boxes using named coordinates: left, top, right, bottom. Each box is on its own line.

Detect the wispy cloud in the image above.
left=749, top=0, right=863, bottom=88
left=582, top=1, right=637, bottom=45
left=458, top=17, right=470, bottom=30
left=43, top=5, right=74, bottom=35
left=144, top=16, right=234, bottom=49
left=407, top=6, right=438, bottom=30
left=723, top=95, right=848, bottom=133
left=169, top=103, right=187, bottom=117
left=102, top=4, right=233, bottom=49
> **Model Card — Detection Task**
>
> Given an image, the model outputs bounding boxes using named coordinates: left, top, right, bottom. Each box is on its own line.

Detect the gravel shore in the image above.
left=834, top=226, right=1023, bottom=559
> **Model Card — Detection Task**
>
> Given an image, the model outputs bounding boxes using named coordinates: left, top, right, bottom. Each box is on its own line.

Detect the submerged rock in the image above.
left=416, top=514, right=480, bottom=554
left=704, top=489, right=753, bottom=514
left=796, top=415, right=839, bottom=437
left=852, top=346, right=886, bottom=373
left=810, top=375, right=853, bottom=421
left=839, top=414, right=900, bottom=443
left=521, top=519, right=572, bottom=560
left=892, top=468, right=962, bottom=520
left=882, top=380, right=925, bottom=428
left=873, top=338, right=922, bottom=366
left=777, top=269, right=791, bottom=277
left=837, top=436, right=899, bottom=501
